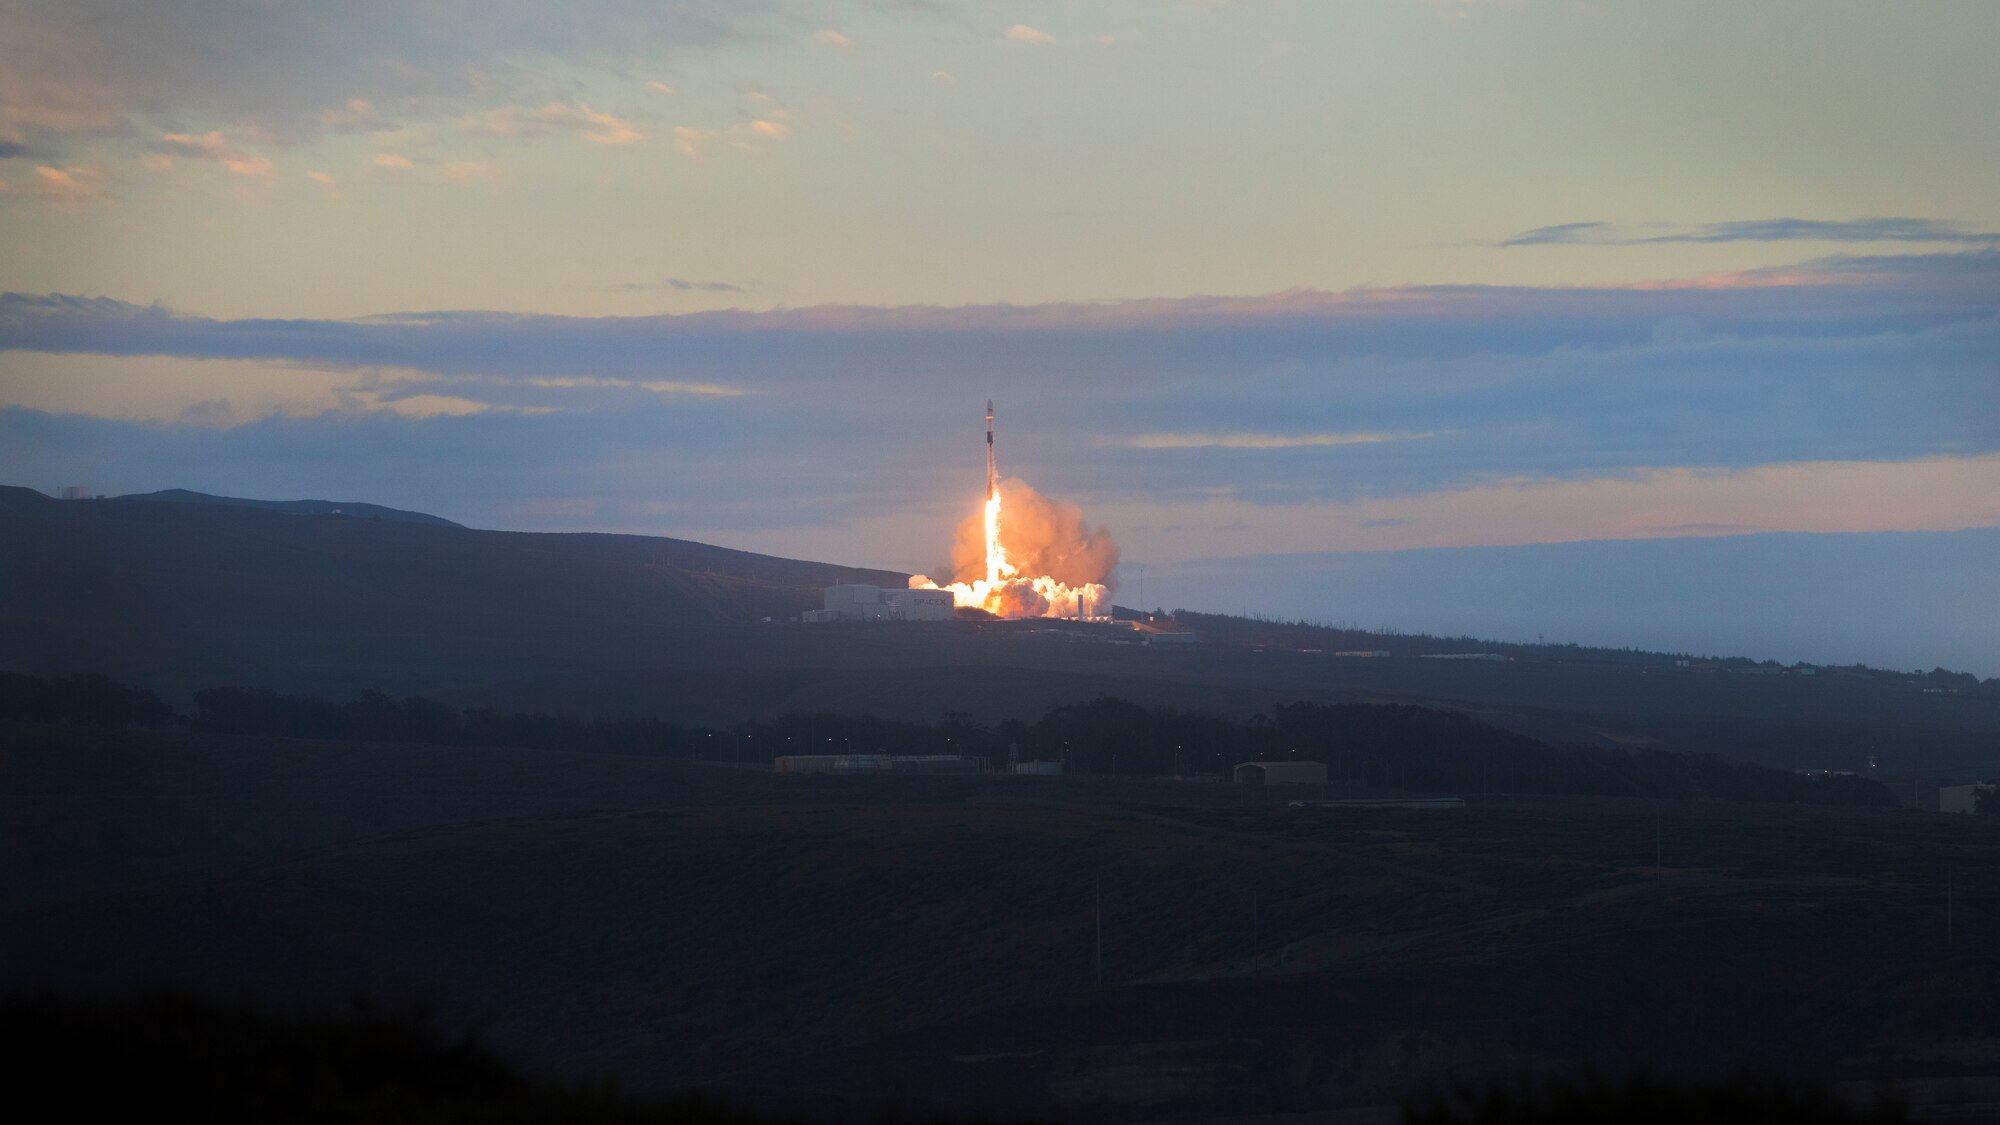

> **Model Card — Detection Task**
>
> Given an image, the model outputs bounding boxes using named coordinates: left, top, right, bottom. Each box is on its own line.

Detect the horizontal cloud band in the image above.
left=2, top=252, right=1994, bottom=385
left=1502, top=218, right=2000, bottom=248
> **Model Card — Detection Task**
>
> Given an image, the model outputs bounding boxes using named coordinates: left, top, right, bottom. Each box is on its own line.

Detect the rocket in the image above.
left=986, top=400, right=997, bottom=500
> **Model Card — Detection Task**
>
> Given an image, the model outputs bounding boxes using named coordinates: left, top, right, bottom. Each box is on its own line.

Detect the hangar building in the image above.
left=804, top=584, right=956, bottom=623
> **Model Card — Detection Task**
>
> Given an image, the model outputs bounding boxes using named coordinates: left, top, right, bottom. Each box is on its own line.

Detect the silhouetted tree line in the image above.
left=187, top=686, right=709, bottom=757
left=0, top=672, right=1891, bottom=806
left=1004, top=696, right=1890, bottom=806
left=0, top=673, right=707, bottom=757
left=0, top=992, right=787, bottom=1123
left=1405, top=1074, right=1906, bottom=1125
left=0, top=672, right=175, bottom=729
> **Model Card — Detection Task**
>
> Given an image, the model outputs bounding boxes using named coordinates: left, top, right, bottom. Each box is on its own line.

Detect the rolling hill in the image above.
left=115, top=487, right=466, bottom=527
left=4, top=484, right=1997, bottom=777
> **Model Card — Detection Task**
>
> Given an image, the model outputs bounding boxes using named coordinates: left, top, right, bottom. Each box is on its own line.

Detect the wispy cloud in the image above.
left=673, top=125, right=720, bottom=157
left=320, top=98, right=380, bottom=131
left=0, top=2, right=759, bottom=144
left=152, top=131, right=275, bottom=179
left=1501, top=217, right=2000, bottom=248
left=1118, top=431, right=1436, bottom=450
left=0, top=164, right=109, bottom=211
left=441, top=160, right=504, bottom=184
left=1087, top=453, right=2000, bottom=559
left=673, top=115, right=793, bottom=158
left=813, top=29, right=852, bottom=49
left=467, top=102, right=641, bottom=145
left=373, top=152, right=415, bottom=169
left=517, top=375, right=743, bottom=397
left=612, top=277, right=746, bottom=293
left=1005, top=24, right=1054, bottom=45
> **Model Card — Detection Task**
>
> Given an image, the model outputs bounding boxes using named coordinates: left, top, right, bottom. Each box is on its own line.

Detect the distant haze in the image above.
left=1151, top=529, right=2000, bottom=678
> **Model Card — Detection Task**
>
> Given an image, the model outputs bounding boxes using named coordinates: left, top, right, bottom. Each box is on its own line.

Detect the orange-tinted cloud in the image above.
left=0, top=163, right=106, bottom=211
left=468, top=101, right=640, bottom=145
left=155, top=131, right=276, bottom=178
left=1095, top=454, right=2000, bottom=562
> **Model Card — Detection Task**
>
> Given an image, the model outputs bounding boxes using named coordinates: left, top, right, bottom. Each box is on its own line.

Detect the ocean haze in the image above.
left=1152, top=528, right=2000, bottom=678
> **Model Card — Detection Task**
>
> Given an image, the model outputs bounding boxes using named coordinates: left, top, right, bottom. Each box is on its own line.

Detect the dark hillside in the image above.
left=115, top=487, right=466, bottom=527
left=4, top=485, right=1996, bottom=777
left=0, top=485, right=907, bottom=699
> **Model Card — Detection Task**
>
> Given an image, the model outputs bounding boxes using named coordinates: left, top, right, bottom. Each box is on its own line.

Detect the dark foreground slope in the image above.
left=2, top=724, right=1993, bottom=1122
left=4, top=485, right=1997, bottom=774
left=0, top=995, right=1913, bottom=1125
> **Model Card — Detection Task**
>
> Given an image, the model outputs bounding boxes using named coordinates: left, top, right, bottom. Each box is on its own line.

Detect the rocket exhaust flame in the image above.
left=912, top=403, right=1119, bottom=619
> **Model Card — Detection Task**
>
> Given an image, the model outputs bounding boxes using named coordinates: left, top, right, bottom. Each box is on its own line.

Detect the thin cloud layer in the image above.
left=1120, top=432, right=1435, bottom=450
left=2, top=252, right=1993, bottom=544
left=1503, top=217, right=2000, bottom=247
left=467, top=102, right=641, bottom=145
left=151, top=131, right=275, bottom=178
left=3, top=251, right=1990, bottom=379
left=611, top=278, right=747, bottom=293
left=0, top=0, right=764, bottom=145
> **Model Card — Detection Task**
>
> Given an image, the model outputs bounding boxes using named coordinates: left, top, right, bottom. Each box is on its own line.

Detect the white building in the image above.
left=1939, top=782, right=1994, bottom=815
left=773, top=753, right=983, bottom=774
left=804, top=584, right=956, bottom=622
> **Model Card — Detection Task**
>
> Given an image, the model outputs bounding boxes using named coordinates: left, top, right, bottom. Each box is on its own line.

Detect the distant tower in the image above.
left=985, top=400, right=997, bottom=500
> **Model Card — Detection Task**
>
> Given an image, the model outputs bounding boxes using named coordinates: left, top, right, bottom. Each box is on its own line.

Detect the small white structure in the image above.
left=773, top=753, right=982, bottom=774
left=1013, top=760, right=1064, bottom=776
left=1290, top=797, right=1465, bottom=810
left=1233, top=761, right=1328, bottom=786
left=774, top=754, right=891, bottom=774
left=805, top=584, right=956, bottom=622
left=1939, top=782, right=1994, bottom=815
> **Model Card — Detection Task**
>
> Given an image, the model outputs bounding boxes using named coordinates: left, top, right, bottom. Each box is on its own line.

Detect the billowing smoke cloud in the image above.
left=910, top=475, right=1121, bottom=619
left=947, top=477, right=1120, bottom=592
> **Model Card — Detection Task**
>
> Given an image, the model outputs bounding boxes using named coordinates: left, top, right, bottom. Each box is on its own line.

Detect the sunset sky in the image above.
left=2, top=1, right=1996, bottom=670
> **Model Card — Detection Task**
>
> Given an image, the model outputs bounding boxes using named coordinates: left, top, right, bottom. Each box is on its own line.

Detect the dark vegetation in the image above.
left=5, top=719, right=1994, bottom=1120
left=0, top=992, right=768, bottom=1123
left=1405, top=1075, right=1907, bottom=1124
left=1, top=671, right=1892, bottom=806
left=0, top=993, right=1909, bottom=1124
